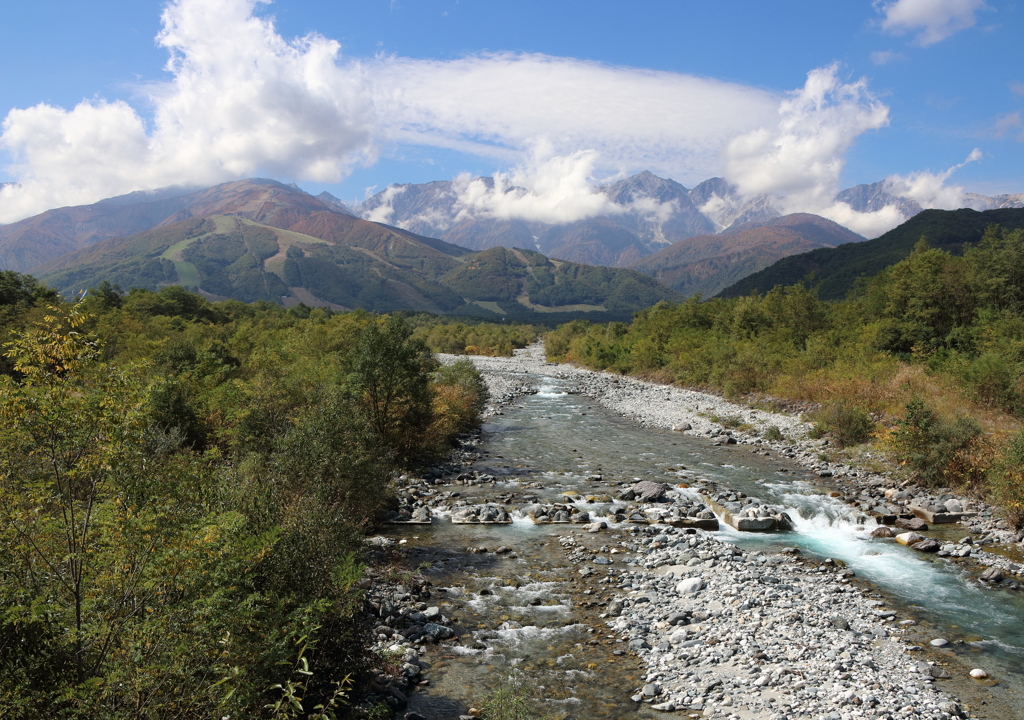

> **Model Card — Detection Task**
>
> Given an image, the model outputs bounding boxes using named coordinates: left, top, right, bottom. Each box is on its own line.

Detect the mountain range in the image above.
left=24, top=179, right=677, bottom=320
left=2, top=171, right=1023, bottom=316
left=351, top=171, right=1024, bottom=266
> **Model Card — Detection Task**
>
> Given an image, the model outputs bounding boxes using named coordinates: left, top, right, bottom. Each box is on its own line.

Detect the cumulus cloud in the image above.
left=884, top=148, right=983, bottom=208
left=1, top=0, right=375, bottom=223
left=0, top=0, right=992, bottom=242
left=877, top=0, right=987, bottom=46
left=449, top=144, right=621, bottom=225
left=725, top=65, right=889, bottom=210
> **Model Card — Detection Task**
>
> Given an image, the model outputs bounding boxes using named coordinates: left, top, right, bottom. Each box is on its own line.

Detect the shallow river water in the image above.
left=392, top=374, right=1024, bottom=718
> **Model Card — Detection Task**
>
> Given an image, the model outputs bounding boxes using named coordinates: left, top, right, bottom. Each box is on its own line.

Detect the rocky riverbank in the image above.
left=421, top=343, right=1024, bottom=718
left=443, top=344, right=1024, bottom=565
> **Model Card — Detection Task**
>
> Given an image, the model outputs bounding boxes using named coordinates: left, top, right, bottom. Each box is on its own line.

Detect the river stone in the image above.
left=980, top=567, right=1004, bottom=582
left=896, top=517, right=929, bottom=531
left=930, top=665, right=951, bottom=678
left=830, top=616, right=850, bottom=630
left=970, top=668, right=988, bottom=679
left=423, top=623, right=454, bottom=640
left=675, top=577, right=705, bottom=595
left=930, top=638, right=949, bottom=647
left=910, top=538, right=941, bottom=553
left=672, top=422, right=692, bottom=432
left=895, top=531, right=924, bottom=546
left=642, top=683, right=660, bottom=697
left=424, top=606, right=441, bottom=621
left=632, top=480, right=669, bottom=502
left=944, top=498, right=964, bottom=513
left=628, top=638, right=650, bottom=651
left=871, top=526, right=894, bottom=538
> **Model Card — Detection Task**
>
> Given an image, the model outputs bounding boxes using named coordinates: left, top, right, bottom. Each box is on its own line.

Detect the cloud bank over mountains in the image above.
left=0, top=0, right=994, bottom=236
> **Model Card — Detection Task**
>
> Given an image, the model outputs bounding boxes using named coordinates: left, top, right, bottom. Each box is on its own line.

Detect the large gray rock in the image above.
left=632, top=480, right=670, bottom=502
left=676, top=577, right=706, bottom=595
left=423, top=623, right=454, bottom=640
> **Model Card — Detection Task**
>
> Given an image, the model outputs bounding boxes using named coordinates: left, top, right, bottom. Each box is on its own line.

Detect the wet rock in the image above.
left=422, top=623, right=454, bottom=640
left=980, top=567, right=1004, bottom=582
left=930, top=638, right=949, bottom=647
left=970, top=668, right=988, bottom=679
left=896, top=517, right=928, bottom=531
left=895, top=531, right=924, bottom=546
left=641, top=683, right=660, bottom=697
left=910, top=538, right=941, bottom=553
left=870, top=526, right=894, bottom=538
left=632, top=480, right=669, bottom=502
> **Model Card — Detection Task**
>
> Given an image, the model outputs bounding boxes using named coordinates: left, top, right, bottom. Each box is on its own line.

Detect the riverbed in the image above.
left=382, top=346, right=1024, bottom=719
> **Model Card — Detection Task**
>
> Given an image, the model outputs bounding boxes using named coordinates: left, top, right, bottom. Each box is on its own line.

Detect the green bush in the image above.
left=988, top=429, right=1024, bottom=529
left=763, top=425, right=784, bottom=442
left=812, top=402, right=875, bottom=448
left=886, top=398, right=984, bottom=486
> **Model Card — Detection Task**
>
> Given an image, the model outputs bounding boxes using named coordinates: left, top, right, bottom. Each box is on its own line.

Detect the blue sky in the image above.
left=1, top=0, right=1022, bottom=234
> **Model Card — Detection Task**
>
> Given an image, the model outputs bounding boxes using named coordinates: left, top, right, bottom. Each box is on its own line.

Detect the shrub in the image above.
left=763, top=425, right=784, bottom=442
left=886, top=398, right=985, bottom=487
left=988, top=429, right=1024, bottom=529
left=811, top=402, right=875, bottom=448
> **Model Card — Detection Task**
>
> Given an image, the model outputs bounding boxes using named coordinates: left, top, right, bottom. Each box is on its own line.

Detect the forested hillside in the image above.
left=0, top=277, right=489, bottom=718
left=548, top=225, right=1024, bottom=526
left=720, top=208, right=1024, bottom=300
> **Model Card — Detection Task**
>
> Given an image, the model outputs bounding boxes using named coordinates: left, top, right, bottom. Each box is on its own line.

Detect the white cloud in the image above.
left=1, top=0, right=376, bottom=223
left=724, top=64, right=889, bottom=211
left=877, top=0, right=987, bottom=46
left=1010, top=81, right=1024, bottom=96
left=370, top=52, right=781, bottom=184
left=449, top=144, right=621, bottom=225
left=884, top=148, right=983, bottom=208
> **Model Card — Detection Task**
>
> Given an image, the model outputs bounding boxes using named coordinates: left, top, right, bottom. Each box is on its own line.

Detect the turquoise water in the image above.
left=399, top=373, right=1024, bottom=717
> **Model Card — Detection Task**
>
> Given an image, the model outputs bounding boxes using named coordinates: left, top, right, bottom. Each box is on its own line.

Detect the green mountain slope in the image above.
left=719, top=208, right=1024, bottom=300
left=37, top=219, right=679, bottom=320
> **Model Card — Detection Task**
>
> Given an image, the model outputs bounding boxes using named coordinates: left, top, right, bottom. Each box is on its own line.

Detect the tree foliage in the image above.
left=0, top=275, right=490, bottom=717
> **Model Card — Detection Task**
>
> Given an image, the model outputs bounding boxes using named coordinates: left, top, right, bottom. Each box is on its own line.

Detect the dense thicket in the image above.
left=0, top=280, right=489, bottom=718
left=548, top=225, right=1024, bottom=526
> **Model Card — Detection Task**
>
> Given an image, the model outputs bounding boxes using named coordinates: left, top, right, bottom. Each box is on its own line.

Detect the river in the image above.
left=391, top=364, right=1024, bottom=719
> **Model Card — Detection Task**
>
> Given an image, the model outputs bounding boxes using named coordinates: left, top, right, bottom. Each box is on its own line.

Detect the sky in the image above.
left=0, top=0, right=1022, bottom=236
